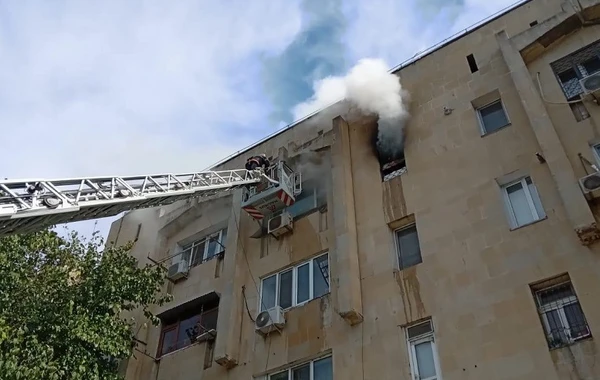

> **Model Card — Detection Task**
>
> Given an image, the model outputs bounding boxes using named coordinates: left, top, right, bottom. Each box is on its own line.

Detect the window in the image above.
left=476, top=99, right=510, bottom=134
left=180, top=228, right=227, bottom=268
left=466, top=54, right=478, bottom=73
left=501, top=176, right=546, bottom=229
left=550, top=40, right=600, bottom=101
left=267, top=356, right=332, bottom=380
left=260, top=253, right=330, bottom=311
left=592, top=144, right=600, bottom=168
left=395, top=225, right=422, bottom=270
left=406, top=319, right=442, bottom=380
left=157, top=301, right=219, bottom=357
left=532, top=276, right=591, bottom=349
left=286, top=180, right=326, bottom=219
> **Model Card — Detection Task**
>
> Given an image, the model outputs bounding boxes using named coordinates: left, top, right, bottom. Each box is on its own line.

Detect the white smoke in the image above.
left=292, top=58, right=409, bottom=160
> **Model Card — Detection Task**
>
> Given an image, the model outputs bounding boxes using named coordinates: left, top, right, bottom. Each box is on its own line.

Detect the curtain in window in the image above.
left=506, top=182, right=535, bottom=226
left=414, top=341, right=437, bottom=379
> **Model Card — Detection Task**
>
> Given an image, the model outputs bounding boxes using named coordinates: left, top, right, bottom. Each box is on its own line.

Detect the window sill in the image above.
left=549, top=334, right=593, bottom=351
left=278, top=293, right=331, bottom=313
left=509, top=216, right=547, bottom=231
left=480, top=123, right=511, bottom=137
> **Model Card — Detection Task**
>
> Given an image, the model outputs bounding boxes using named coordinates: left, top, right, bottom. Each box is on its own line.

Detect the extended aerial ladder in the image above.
left=0, top=169, right=275, bottom=237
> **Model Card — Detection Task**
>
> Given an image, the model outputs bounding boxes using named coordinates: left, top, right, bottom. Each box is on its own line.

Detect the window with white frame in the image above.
left=286, top=180, right=326, bottom=219
left=476, top=99, right=510, bottom=135
left=267, top=356, right=332, bottom=380
left=406, top=319, right=442, bottom=380
left=179, top=229, right=227, bottom=268
left=260, top=253, right=329, bottom=311
left=395, top=224, right=423, bottom=270
left=501, top=176, right=546, bottom=229
left=591, top=144, right=600, bottom=167
left=532, top=275, right=591, bottom=350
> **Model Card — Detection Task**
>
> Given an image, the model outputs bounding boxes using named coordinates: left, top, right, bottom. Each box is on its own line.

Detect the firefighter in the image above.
left=245, top=154, right=270, bottom=171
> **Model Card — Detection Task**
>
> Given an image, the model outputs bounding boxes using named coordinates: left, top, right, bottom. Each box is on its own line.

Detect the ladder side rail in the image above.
left=0, top=169, right=268, bottom=220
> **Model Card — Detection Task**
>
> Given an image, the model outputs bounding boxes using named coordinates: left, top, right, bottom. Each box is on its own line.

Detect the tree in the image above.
left=0, top=228, right=171, bottom=380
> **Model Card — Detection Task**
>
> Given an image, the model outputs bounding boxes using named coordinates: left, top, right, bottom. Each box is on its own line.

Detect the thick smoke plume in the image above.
left=293, top=58, right=409, bottom=161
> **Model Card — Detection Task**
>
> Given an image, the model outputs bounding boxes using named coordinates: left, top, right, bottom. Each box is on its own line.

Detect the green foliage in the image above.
left=0, top=228, right=171, bottom=380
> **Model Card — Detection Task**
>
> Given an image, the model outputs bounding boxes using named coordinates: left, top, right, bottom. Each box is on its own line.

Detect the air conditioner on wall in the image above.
left=167, top=260, right=189, bottom=282
left=267, top=211, right=293, bottom=238
left=579, top=172, right=600, bottom=194
left=579, top=72, right=600, bottom=97
left=255, top=306, right=286, bottom=336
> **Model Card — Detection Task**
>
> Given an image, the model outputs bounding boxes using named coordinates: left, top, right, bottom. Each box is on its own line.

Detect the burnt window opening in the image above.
left=466, top=54, right=478, bottom=73
left=371, top=126, right=407, bottom=181
left=381, top=155, right=407, bottom=181
left=529, top=20, right=538, bottom=27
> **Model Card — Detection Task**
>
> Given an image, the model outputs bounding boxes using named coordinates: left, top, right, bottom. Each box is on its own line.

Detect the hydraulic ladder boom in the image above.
left=0, top=169, right=270, bottom=236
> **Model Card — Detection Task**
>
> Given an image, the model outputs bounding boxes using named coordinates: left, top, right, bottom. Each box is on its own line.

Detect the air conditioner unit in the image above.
left=255, top=306, right=285, bottom=335
left=579, top=172, right=600, bottom=194
left=267, top=211, right=293, bottom=238
left=579, top=72, right=600, bottom=96
left=167, top=260, right=189, bottom=282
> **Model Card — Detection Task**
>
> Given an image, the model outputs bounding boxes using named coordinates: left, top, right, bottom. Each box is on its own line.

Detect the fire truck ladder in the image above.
left=0, top=169, right=273, bottom=237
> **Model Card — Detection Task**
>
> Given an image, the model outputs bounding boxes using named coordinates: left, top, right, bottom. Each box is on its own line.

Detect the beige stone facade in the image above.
left=109, top=1, right=600, bottom=378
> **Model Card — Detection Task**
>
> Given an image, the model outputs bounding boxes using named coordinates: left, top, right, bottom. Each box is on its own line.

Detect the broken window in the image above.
left=381, top=155, right=407, bottom=181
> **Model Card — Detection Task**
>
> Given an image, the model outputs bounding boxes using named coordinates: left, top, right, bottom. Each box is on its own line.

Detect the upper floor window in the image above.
left=551, top=40, right=600, bottom=100
left=406, top=319, right=442, bottom=380
left=476, top=99, right=510, bottom=135
left=157, top=297, right=219, bottom=357
left=286, top=180, right=326, bottom=219
left=267, top=356, right=332, bottom=380
left=395, top=224, right=423, bottom=270
left=260, top=253, right=329, bottom=311
left=180, top=228, right=227, bottom=268
left=501, top=176, right=545, bottom=229
left=531, top=274, right=591, bottom=349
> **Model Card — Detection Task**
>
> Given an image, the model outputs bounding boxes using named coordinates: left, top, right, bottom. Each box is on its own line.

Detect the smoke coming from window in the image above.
left=293, top=58, right=409, bottom=162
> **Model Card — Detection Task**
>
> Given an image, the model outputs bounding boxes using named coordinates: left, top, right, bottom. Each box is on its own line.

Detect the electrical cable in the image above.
left=230, top=202, right=281, bottom=373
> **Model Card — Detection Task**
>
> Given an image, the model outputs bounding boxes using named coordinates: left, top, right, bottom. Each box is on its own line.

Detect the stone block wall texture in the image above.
left=111, top=0, right=600, bottom=379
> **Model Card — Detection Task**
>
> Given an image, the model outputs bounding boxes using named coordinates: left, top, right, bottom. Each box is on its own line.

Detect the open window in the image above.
left=179, top=228, right=227, bottom=268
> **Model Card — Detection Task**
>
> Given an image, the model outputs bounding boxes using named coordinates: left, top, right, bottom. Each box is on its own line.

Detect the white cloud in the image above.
left=0, top=0, right=303, bottom=238
left=0, top=0, right=303, bottom=179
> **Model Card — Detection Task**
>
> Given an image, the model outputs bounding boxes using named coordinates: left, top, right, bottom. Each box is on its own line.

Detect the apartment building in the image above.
left=108, top=0, right=600, bottom=379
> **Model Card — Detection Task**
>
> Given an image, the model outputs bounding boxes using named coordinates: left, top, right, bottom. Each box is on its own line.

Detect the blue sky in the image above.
left=0, top=0, right=520, bottom=238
